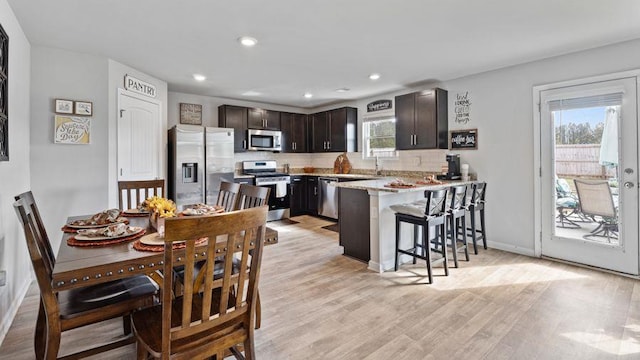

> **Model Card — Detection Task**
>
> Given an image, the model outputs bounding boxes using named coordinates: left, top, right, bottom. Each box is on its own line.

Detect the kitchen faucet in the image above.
left=375, top=156, right=382, bottom=175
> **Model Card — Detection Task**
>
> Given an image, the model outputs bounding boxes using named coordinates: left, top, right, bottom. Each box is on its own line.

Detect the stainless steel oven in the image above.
left=242, top=160, right=290, bottom=221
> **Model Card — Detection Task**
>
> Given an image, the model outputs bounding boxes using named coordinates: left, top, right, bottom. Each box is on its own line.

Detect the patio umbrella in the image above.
left=599, top=106, right=619, bottom=167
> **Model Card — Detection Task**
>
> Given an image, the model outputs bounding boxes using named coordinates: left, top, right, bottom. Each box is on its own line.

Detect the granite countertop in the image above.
left=333, top=178, right=474, bottom=193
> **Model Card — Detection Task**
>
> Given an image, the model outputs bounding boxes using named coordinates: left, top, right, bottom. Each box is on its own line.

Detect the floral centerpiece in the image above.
left=141, top=196, right=176, bottom=236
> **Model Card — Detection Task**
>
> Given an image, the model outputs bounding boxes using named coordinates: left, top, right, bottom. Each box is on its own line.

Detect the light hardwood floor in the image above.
left=2, top=215, right=640, bottom=359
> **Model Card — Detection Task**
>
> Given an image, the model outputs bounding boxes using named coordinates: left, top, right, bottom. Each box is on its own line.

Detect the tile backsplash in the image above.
left=234, top=149, right=451, bottom=174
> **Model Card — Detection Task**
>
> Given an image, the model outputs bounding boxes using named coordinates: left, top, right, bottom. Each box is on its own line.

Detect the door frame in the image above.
left=533, top=69, right=640, bottom=261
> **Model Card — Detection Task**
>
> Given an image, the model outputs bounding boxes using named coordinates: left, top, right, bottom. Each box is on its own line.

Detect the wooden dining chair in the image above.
left=217, top=181, right=241, bottom=212
left=118, top=179, right=165, bottom=210
left=13, top=198, right=159, bottom=359
left=235, top=183, right=270, bottom=210
left=14, top=191, right=55, bottom=276
left=132, top=206, right=268, bottom=360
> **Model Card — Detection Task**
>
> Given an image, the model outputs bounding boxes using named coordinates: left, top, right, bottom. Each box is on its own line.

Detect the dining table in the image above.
left=52, top=213, right=279, bottom=293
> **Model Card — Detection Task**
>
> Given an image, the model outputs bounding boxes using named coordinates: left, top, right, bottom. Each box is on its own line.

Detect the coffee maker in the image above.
left=437, top=154, right=462, bottom=180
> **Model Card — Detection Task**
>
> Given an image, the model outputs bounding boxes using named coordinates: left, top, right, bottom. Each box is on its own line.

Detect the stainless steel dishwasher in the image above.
left=318, top=177, right=339, bottom=219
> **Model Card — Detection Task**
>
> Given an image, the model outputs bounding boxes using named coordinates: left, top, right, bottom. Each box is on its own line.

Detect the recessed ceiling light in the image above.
left=304, top=93, right=313, bottom=99
left=242, top=91, right=262, bottom=96
left=193, top=74, right=206, bottom=82
left=335, top=88, right=350, bottom=93
left=238, top=36, right=258, bottom=47
left=369, top=73, right=381, bottom=80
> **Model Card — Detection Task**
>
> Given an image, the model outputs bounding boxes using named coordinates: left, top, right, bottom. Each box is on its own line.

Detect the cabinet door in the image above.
left=292, top=113, right=307, bottom=152
left=289, top=176, right=306, bottom=216
left=415, top=90, right=437, bottom=149
left=280, top=112, right=295, bottom=152
left=328, top=108, right=346, bottom=152
left=306, top=176, right=319, bottom=215
left=394, top=93, right=416, bottom=150
left=247, top=108, right=264, bottom=129
left=219, top=105, right=247, bottom=152
left=264, top=110, right=281, bottom=130
left=311, top=112, right=328, bottom=152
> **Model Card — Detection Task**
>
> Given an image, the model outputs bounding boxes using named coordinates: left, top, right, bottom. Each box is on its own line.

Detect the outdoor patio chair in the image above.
left=555, top=178, right=582, bottom=228
left=573, top=179, right=618, bottom=242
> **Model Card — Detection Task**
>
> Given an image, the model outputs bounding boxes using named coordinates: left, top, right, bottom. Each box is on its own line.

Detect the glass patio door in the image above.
left=539, top=77, right=639, bottom=275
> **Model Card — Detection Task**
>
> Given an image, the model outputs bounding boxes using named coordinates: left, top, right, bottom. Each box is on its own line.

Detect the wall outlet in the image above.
left=0, top=270, right=6, bottom=287
left=413, top=156, right=422, bottom=166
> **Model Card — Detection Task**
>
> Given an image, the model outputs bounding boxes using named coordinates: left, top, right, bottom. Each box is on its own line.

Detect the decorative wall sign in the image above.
left=124, top=74, right=157, bottom=98
left=55, top=99, right=73, bottom=114
left=54, top=116, right=91, bottom=144
left=454, top=91, right=471, bottom=124
left=367, top=99, right=392, bottom=112
left=74, top=101, right=93, bottom=116
left=179, top=103, right=203, bottom=125
left=0, top=23, right=8, bottom=161
left=450, top=129, right=477, bottom=150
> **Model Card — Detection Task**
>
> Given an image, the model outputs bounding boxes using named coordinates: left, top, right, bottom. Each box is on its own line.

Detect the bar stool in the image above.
left=466, top=182, right=487, bottom=254
left=390, top=188, right=449, bottom=284
left=447, top=185, right=470, bottom=267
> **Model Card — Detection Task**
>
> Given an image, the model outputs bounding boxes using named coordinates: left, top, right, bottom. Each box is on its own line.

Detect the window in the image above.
left=362, top=115, right=397, bottom=159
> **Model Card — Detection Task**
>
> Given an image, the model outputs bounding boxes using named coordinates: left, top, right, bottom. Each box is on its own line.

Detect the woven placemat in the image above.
left=133, top=235, right=207, bottom=252
left=67, top=229, right=146, bottom=247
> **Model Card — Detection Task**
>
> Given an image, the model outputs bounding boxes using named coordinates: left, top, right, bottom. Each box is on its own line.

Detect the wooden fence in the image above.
left=555, top=144, right=616, bottom=179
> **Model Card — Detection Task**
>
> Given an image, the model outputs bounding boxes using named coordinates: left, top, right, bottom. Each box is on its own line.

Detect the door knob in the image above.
left=624, top=181, right=635, bottom=188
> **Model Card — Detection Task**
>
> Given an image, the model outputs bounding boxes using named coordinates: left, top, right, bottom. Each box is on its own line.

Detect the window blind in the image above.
left=548, top=93, right=623, bottom=111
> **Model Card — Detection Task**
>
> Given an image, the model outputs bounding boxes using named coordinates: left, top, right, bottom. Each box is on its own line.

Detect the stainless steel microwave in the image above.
left=247, top=129, right=282, bottom=152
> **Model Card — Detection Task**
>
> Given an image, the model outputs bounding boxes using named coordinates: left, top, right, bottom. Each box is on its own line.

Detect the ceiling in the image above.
left=8, top=0, right=640, bottom=108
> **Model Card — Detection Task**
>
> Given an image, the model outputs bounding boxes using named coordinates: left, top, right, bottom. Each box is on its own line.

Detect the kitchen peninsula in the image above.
left=334, top=178, right=473, bottom=273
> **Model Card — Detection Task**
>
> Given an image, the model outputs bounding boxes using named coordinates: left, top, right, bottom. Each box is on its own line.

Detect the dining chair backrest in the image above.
left=161, top=205, right=268, bottom=358
left=118, top=179, right=165, bottom=210
left=14, top=198, right=57, bottom=305
left=574, top=179, right=616, bottom=218
left=235, top=184, right=271, bottom=210
left=449, top=185, right=467, bottom=211
left=470, top=182, right=487, bottom=206
left=424, top=188, right=448, bottom=217
left=14, top=191, right=55, bottom=274
left=216, top=181, right=241, bottom=212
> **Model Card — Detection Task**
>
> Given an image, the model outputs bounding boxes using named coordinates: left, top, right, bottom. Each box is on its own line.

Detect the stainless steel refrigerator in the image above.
left=168, top=125, right=235, bottom=210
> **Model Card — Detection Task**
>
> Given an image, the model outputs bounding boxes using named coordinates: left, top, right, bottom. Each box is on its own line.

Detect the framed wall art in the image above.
left=55, top=99, right=73, bottom=114
left=54, top=116, right=91, bottom=144
left=74, top=101, right=93, bottom=116
left=179, top=103, right=202, bottom=125
left=450, top=128, right=478, bottom=150
left=0, top=23, right=9, bottom=161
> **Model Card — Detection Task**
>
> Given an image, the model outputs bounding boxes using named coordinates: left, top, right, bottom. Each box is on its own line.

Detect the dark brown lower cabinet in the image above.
left=338, top=187, right=370, bottom=262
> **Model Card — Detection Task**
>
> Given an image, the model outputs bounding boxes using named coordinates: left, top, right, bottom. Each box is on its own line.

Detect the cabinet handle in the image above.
left=314, top=187, right=317, bottom=195
left=265, top=119, right=268, bottom=128
left=243, top=140, right=247, bottom=149
left=414, top=134, right=417, bottom=145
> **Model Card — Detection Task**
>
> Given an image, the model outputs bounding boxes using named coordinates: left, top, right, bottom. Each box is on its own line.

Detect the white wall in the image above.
left=30, top=46, right=109, bottom=257
left=108, top=60, right=168, bottom=208
left=0, top=0, right=31, bottom=343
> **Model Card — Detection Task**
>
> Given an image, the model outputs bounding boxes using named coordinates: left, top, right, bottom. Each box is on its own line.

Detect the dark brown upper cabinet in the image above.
left=248, top=108, right=280, bottom=130
left=281, top=112, right=307, bottom=153
left=311, top=107, right=357, bottom=152
left=395, top=88, right=448, bottom=150
left=218, top=105, right=248, bottom=152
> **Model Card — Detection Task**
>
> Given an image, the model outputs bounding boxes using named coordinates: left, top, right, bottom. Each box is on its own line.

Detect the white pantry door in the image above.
left=117, top=90, right=161, bottom=181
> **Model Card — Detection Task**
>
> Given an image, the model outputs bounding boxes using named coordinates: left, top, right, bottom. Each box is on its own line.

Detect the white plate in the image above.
left=66, top=217, right=128, bottom=229
left=74, top=226, right=144, bottom=241
left=139, top=233, right=185, bottom=246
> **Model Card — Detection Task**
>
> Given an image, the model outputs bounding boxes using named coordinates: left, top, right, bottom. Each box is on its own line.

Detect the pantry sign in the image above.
left=124, top=75, right=157, bottom=98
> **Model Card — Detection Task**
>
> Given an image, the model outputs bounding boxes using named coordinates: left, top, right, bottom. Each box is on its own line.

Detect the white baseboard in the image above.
left=0, top=279, right=31, bottom=346
left=487, top=241, right=536, bottom=257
